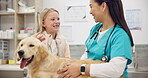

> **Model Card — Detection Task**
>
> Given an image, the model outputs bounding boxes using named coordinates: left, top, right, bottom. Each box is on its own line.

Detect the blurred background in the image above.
left=0, top=0, right=148, bottom=78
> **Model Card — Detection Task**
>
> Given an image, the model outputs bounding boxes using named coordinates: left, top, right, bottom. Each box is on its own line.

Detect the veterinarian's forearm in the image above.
left=85, top=64, right=90, bottom=76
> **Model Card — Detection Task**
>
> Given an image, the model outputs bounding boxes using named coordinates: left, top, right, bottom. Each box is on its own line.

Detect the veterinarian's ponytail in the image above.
left=95, top=0, right=134, bottom=46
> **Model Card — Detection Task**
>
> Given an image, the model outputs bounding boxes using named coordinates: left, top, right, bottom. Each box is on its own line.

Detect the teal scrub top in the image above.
left=85, top=23, right=132, bottom=78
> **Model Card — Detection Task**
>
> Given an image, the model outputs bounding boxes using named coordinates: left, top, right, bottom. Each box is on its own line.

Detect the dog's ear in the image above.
left=36, top=43, right=49, bottom=61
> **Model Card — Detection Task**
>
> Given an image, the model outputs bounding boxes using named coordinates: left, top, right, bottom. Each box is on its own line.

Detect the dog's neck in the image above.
left=27, top=53, right=59, bottom=76
left=26, top=45, right=69, bottom=77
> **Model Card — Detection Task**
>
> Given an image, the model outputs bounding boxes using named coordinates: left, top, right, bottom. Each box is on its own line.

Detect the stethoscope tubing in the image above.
left=86, top=25, right=102, bottom=52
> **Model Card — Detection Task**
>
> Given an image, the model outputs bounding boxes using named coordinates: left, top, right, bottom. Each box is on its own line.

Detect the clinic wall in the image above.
left=43, top=0, right=95, bottom=45
left=123, top=0, right=148, bottom=44
left=43, top=0, right=148, bottom=45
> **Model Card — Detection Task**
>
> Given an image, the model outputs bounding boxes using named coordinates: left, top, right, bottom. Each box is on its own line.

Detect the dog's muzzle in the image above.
left=18, top=50, right=24, bottom=58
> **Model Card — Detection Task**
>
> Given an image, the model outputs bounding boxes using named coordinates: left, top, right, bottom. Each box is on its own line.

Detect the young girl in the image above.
left=34, top=8, right=70, bottom=58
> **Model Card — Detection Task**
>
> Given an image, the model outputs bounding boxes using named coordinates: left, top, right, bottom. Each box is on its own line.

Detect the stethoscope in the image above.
left=86, top=24, right=117, bottom=62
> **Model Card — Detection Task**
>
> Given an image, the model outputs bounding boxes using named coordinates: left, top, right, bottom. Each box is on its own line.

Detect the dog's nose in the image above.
left=18, top=50, right=24, bottom=58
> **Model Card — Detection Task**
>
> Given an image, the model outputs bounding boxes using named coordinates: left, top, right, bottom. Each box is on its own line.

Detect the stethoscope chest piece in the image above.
left=102, top=56, right=108, bottom=62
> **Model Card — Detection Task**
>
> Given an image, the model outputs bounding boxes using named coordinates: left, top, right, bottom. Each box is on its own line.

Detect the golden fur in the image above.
left=15, top=37, right=122, bottom=78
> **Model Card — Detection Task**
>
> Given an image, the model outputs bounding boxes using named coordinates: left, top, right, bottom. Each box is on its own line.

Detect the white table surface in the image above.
left=0, top=64, right=25, bottom=71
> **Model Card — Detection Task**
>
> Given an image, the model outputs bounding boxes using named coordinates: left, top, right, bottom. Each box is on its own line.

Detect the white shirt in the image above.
left=90, top=57, right=127, bottom=78
left=97, top=28, right=109, bottom=42
left=50, top=40, right=58, bottom=56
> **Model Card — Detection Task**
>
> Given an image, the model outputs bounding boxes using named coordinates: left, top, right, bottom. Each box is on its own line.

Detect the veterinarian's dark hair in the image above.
left=94, top=0, right=134, bottom=46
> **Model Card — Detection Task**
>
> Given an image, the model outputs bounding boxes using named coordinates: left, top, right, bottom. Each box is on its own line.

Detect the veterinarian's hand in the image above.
left=32, top=32, right=46, bottom=42
left=57, top=63, right=81, bottom=78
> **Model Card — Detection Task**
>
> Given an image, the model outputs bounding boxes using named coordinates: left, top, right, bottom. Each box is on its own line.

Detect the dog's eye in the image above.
left=21, top=44, right=23, bottom=47
left=29, top=44, right=34, bottom=47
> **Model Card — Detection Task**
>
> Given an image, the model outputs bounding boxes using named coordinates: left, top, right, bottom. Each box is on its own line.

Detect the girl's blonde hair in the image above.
left=39, top=8, right=59, bottom=32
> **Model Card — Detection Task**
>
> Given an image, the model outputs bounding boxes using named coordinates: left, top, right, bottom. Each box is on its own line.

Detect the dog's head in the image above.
left=15, top=37, right=49, bottom=69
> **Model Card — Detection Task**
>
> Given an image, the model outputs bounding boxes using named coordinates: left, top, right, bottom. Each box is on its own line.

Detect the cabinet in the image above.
left=0, top=0, right=43, bottom=59
left=0, top=40, right=9, bottom=59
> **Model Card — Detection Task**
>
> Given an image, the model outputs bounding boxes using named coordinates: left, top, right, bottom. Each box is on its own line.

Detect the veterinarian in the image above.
left=57, top=0, right=134, bottom=78
left=33, top=8, right=70, bottom=58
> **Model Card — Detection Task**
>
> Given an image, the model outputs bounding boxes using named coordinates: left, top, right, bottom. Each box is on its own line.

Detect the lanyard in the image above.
left=86, top=24, right=117, bottom=62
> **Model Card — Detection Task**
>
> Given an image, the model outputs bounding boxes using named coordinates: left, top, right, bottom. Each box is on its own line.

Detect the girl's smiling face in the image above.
left=42, top=11, right=60, bottom=34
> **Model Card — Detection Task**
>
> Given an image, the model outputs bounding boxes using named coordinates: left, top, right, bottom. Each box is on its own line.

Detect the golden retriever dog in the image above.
left=15, top=37, right=123, bottom=78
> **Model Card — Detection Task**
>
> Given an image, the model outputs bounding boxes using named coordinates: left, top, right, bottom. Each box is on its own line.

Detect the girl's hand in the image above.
left=57, top=63, right=81, bottom=78
left=32, top=32, right=46, bottom=42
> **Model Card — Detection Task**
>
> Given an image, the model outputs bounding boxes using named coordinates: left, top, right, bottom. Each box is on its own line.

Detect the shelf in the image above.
left=17, top=38, right=26, bottom=40
left=0, top=12, right=15, bottom=15
left=17, top=12, right=35, bottom=15
left=0, top=0, right=43, bottom=60
left=0, top=38, right=14, bottom=40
